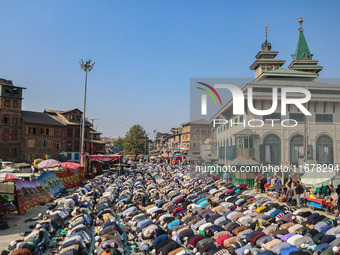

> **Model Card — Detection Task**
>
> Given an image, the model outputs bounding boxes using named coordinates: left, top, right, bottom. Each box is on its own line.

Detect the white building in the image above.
left=210, top=19, right=340, bottom=180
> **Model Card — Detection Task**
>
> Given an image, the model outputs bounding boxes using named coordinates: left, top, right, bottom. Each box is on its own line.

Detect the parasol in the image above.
left=38, top=159, right=59, bottom=169
left=0, top=173, right=19, bottom=182
left=51, top=162, right=81, bottom=170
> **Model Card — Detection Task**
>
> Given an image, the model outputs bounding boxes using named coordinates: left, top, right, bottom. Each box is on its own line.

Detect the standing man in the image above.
left=260, top=176, right=266, bottom=193
left=295, top=181, right=304, bottom=208
left=286, top=184, right=294, bottom=210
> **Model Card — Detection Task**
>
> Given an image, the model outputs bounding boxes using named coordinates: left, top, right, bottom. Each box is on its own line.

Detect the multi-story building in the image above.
left=181, top=119, right=212, bottom=163
left=44, top=108, right=91, bottom=162
left=210, top=19, right=340, bottom=179
left=0, top=79, right=25, bottom=161
left=0, top=78, right=107, bottom=163
left=181, top=123, right=191, bottom=154
left=153, top=133, right=170, bottom=155
left=90, top=129, right=107, bottom=154
left=167, top=128, right=182, bottom=156
left=21, top=111, right=64, bottom=161
left=152, top=121, right=211, bottom=159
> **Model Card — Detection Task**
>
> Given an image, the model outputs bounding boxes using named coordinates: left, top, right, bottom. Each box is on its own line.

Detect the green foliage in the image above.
left=124, top=124, right=147, bottom=155
left=112, top=137, right=125, bottom=153
left=155, top=131, right=162, bottom=140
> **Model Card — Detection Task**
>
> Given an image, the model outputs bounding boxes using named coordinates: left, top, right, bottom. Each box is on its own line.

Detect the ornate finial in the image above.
left=299, top=15, right=303, bottom=31
left=261, top=23, right=271, bottom=51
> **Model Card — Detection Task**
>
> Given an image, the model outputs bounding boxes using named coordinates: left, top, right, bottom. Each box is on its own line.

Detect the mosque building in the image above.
left=210, top=17, right=340, bottom=181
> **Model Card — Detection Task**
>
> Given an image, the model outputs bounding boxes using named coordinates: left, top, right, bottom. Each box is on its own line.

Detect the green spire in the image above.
left=291, top=16, right=313, bottom=60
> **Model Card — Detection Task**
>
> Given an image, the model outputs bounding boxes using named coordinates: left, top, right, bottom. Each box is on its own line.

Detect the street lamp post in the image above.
left=80, top=59, right=95, bottom=167
left=153, top=129, right=157, bottom=154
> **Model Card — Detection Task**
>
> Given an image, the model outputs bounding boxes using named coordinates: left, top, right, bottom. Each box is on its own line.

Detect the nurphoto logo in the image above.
left=196, top=82, right=312, bottom=128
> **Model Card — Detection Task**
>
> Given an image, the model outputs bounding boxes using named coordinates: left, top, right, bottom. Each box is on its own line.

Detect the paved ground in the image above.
left=0, top=203, right=51, bottom=251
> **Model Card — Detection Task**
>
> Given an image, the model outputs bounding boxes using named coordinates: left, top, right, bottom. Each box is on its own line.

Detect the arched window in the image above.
left=316, top=135, right=333, bottom=165
left=261, top=134, right=281, bottom=164
left=290, top=134, right=304, bottom=166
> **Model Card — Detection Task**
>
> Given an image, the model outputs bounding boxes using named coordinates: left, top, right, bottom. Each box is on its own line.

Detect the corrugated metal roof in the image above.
left=22, top=111, right=64, bottom=126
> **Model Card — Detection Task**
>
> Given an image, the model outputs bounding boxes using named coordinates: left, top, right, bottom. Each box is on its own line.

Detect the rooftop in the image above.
left=22, top=111, right=64, bottom=126
left=44, top=109, right=91, bottom=126
left=182, top=119, right=211, bottom=126
left=233, top=128, right=259, bottom=137
left=228, top=157, right=260, bottom=166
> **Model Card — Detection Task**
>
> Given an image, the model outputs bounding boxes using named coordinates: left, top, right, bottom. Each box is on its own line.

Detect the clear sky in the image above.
left=1, top=1, right=339, bottom=138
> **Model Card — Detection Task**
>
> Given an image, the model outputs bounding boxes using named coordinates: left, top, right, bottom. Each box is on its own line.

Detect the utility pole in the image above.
left=90, top=118, right=99, bottom=155
left=80, top=59, right=95, bottom=167
left=153, top=129, right=157, bottom=155
left=145, top=133, right=150, bottom=159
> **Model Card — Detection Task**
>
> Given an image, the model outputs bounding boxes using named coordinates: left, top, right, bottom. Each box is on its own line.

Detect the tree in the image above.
left=124, top=124, right=148, bottom=155
left=112, top=137, right=125, bottom=153
left=155, top=131, right=162, bottom=140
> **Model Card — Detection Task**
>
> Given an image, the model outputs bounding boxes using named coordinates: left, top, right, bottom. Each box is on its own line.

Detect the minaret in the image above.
left=250, top=24, right=285, bottom=79
left=288, top=16, right=323, bottom=74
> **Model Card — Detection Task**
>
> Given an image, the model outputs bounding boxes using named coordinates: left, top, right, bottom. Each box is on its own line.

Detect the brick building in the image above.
left=90, top=130, right=107, bottom=154
left=0, top=77, right=107, bottom=163
left=21, top=111, right=64, bottom=161
left=0, top=79, right=25, bottom=161
left=44, top=108, right=91, bottom=162
left=182, top=119, right=212, bottom=163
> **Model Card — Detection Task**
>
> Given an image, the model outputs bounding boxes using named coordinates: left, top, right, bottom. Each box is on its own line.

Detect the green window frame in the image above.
left=316, top=135, right=333, bottom=164
left=261, top=134, right=281, bottom=165
left=290, top=134, right=304, bottom=166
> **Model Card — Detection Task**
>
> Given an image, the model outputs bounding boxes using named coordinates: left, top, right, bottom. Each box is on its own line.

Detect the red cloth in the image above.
left=224, top=189, right=232, bottom=195
left=174, top=198, right=184, bottom=204
left=250, top=232, right=265, bottom=244
left=172, top=207, right=184, bottom=216
left=304, top=196, right=327, bottom=207
left=11, top=249, right=33, bottom=255
left=215, top=234, right=231, bottom=246
left=241, top=184, right=248, bottom=189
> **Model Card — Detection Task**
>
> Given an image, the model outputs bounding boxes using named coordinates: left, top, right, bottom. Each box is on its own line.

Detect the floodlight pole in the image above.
left=80, top=59, right=95, bottom=167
